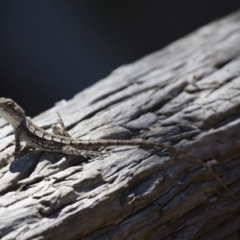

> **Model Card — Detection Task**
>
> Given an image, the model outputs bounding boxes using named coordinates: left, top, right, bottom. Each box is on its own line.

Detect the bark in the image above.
left=0, top=10, right=240, bottom=240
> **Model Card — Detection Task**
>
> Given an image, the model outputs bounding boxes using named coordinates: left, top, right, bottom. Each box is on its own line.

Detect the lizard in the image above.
left=0, top=97, right=236, bottom=201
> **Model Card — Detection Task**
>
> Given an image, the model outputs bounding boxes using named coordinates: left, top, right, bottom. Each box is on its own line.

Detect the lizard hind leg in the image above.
left=51, top=112, right=71, bottom=138
left=62, top=145, right=108, bottom=158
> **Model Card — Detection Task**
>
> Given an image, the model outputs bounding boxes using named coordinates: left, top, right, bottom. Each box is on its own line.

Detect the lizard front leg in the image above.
left=13, top=131, right=22, bottom=159
left=1, top=135, right=32, bottom=166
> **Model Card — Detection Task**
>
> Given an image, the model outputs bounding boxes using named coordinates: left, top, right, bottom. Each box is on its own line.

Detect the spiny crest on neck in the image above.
left=0, top=97, right=26, bottom=129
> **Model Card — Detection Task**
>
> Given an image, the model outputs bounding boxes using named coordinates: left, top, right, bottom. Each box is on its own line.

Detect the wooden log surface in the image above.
left=1, top=10, right=240, bottom=240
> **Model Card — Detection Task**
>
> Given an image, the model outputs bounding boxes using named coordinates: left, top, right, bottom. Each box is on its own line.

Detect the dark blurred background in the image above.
left=0, top=1, right=240, bottom=116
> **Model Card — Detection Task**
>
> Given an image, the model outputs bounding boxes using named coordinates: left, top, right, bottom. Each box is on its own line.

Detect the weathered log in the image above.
left=1, top=10, right=240, bottom=240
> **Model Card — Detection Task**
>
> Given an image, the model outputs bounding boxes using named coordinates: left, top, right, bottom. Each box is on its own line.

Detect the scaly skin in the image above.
left=0, top=97, right=236, bottom=201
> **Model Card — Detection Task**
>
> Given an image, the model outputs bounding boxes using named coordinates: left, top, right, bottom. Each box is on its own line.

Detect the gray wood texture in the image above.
left=1, top=10, right=240, bottom=240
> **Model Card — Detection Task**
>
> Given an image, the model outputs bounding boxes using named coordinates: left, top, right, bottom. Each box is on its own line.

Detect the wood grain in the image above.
left=0, top=10, right=240, bottom=240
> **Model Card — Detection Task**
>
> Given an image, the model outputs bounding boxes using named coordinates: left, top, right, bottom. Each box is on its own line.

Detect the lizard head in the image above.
left=0, top=98, right=26, bottom=129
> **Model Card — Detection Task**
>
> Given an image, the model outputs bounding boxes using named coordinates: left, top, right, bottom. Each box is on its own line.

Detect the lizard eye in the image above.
left=7, top=102, right=14, bottom=107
